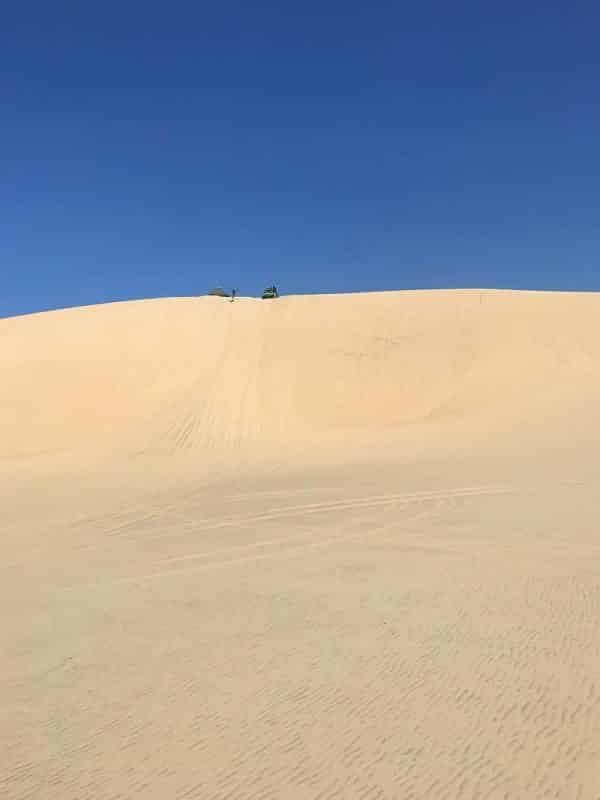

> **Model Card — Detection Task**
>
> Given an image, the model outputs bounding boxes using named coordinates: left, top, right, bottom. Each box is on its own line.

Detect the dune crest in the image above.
left=3, top=289, right=600, bottom=472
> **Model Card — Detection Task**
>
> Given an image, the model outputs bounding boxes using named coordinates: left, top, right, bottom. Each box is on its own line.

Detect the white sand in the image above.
left=2, top=290, right=600, bottom=799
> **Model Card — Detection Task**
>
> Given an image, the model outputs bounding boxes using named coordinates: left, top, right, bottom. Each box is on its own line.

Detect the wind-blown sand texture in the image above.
left=3, top=290, right=600, bottom=799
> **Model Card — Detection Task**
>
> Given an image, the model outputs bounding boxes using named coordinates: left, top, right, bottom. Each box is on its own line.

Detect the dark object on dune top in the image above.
left=208, top=287, right=230, bottom=298
left=262, top=285, right=279, bottom=299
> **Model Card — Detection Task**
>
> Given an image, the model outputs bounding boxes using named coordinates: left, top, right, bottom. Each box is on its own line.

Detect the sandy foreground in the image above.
left=2, top=290, right=600, bottom=799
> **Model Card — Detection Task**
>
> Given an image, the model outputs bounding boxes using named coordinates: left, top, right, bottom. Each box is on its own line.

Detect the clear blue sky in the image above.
left=2, top=2, right=599, bottom=317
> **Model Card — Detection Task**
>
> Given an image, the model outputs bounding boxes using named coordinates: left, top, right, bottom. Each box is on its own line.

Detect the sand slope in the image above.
left=3, top=290, right=600, bottom=472
left=2, top=290, right=600, bottom=799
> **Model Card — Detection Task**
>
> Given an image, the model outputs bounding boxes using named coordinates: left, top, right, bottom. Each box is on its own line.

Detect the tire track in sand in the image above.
left=65, top=484, right=508, bottom=589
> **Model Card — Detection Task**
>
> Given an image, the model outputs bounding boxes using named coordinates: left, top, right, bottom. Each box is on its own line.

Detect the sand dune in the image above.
left=3, top=290, right=600, bottom=470
left=3, top=290, right=600, bottom=799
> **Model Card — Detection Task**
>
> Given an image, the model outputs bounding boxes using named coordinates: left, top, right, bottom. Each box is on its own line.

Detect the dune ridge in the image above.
left=3, top=289, right=600, bottom=472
